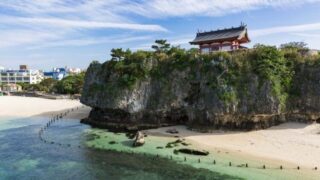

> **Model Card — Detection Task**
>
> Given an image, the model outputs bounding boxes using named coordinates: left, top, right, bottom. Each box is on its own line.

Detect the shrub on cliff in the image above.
left=250, top=44, right=294, bottom=108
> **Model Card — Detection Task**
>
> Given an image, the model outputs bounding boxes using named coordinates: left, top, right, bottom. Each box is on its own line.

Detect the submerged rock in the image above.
left=166, top=128, right=179, bottom=134
left=109, top=141, right=117, bottom=145
left=175, top=148, right=209, bottom=156
left=133, top=131, right=145, bottom=147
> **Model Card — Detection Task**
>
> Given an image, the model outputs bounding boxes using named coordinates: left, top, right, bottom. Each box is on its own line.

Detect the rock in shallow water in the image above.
left=132, top=131, right=145, bottom=147
left=166, top=128, right=179, bottom=134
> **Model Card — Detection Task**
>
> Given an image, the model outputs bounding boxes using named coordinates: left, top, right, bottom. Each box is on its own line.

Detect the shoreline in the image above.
left=1, top=96, right=319, bottom=178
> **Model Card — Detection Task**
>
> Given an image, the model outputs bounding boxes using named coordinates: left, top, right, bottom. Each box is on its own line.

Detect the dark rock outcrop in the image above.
left=174, top=148, right=209, bottom=156
left=80, top=60, right=320, bottom=131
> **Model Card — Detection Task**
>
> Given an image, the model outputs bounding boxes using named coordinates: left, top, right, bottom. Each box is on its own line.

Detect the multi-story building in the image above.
left=67, top=67, right=82, bottom=74
left=44, top=67, right=68, bottom=80
left=0, top=66, right=44, bottom=84
left=44, top=67, right=82, bottom=80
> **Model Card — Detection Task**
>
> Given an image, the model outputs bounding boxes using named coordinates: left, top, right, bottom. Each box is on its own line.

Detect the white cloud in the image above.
left=29, top=35, right=153, bottom=49
left=291, top=32, right=320, bottom=38
left=117, top=0, right=320, bottom=18
left=0, top=16, right=166, bottom=32
left=0, top=29, right=65, bottom=48
left=0, top=0, right=320, bottom=49
left=251, top=22, right=320, bottom=37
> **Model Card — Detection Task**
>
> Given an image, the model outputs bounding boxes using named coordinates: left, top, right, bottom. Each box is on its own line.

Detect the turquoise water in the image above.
left=0, top=116, right=241, bottom=180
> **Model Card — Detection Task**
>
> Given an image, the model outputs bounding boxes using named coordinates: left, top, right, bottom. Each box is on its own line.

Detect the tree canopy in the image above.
left=151, top=40, right=171, bottom=53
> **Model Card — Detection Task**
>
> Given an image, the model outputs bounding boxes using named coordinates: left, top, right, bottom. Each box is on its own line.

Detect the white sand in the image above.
left=0, top=96, right=90, bottom=119
left=147, top=123, right=320, bottom=168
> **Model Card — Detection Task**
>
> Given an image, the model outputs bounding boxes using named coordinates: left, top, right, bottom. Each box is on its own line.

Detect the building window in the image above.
left=201, top=47, right=210, bottom=54
left=211, top=46, right=220, bottom=51
left=221, top=45, right=232, bottom=51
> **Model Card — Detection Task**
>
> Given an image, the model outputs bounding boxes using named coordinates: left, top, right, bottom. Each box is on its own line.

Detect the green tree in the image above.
left=54, top=73, right=85, bottom=94
left=39, top=78, right=57, bottom=92
left=111, top=48, right=126, bottom=61
left=151, top=39, right=171, bottom=53
left=280, top=42, right=308, bottom=50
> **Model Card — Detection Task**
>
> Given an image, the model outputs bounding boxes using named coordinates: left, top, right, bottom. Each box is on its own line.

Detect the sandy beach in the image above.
left=146, top=123, right=320, bottom=169
left=0, top=96, right=90, bottom=119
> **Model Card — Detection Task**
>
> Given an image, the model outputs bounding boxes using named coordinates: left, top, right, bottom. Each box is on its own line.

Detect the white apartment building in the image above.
left=0, top=69, right=44, bottom=84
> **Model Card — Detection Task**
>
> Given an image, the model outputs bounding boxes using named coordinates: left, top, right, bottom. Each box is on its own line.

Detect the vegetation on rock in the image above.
left=88, top=40, right=319, bottom=108
left=81, top=40, right=320, bottom=130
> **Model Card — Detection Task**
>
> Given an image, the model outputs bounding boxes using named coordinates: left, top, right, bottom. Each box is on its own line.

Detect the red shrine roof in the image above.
left=190, top=25, right=250, bottom=45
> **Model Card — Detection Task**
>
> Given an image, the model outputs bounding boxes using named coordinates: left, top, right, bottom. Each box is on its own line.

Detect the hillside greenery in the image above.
left=95, top=40, right=320, bottom=109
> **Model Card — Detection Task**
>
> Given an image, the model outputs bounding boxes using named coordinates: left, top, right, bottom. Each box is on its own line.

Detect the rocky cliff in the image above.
left=80, top=48, right=320, bottom=131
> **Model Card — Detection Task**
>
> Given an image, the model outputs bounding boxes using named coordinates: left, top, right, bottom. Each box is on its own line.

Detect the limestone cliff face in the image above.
left=286, top=64, right=320, bottom=122
left=80, top=60, right=320, bottom=131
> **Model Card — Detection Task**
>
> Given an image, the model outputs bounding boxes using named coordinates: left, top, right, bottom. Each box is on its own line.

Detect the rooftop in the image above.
left=190, top=25, right=250, bottom=45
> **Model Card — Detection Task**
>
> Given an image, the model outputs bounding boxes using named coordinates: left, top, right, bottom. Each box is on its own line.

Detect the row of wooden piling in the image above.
left=38, top=105, right=86, bottom=148
left=173, top=155, right=318, bottom=171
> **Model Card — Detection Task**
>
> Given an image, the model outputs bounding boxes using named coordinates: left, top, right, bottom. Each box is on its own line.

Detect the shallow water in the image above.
left=0, top=117, right=242, bottom=180
left=85, top=125, right=320, bottom=180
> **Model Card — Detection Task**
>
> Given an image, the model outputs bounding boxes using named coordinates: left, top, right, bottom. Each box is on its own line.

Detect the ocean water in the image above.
left=1, top=116, right=319, bottom=180
left=0, top=117, right=241, bottom=180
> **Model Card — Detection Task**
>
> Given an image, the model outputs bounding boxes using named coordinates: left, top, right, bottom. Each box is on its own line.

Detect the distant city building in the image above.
left=67, top=67, right=82, bottom=74
left=44, top=67, right=82, bottom=80
left=44, top=67, right=68, bottom=80
left=0, top=66, right=5, bottom=72
left=0, top=65, right=44, bottom=84
left=190, top=24, right=250, bottom=54
left=2, top=83, right=22, bottom=92
left=19, top=65, right=28, bottom=70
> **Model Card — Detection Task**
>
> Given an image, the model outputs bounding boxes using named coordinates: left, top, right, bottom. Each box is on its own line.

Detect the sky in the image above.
left=0, top=0, right=320, bottom=70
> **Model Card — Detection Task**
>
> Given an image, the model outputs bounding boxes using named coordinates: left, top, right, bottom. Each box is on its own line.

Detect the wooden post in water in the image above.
left=263, top=165, right=266, bottom=169
left=229, top=162, right=232, bottom=166
left=213, top=160, right=216, bottom=164
left=280, top=165, right=283, bottom=170
left=245, top=163, right=248, bottom=168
